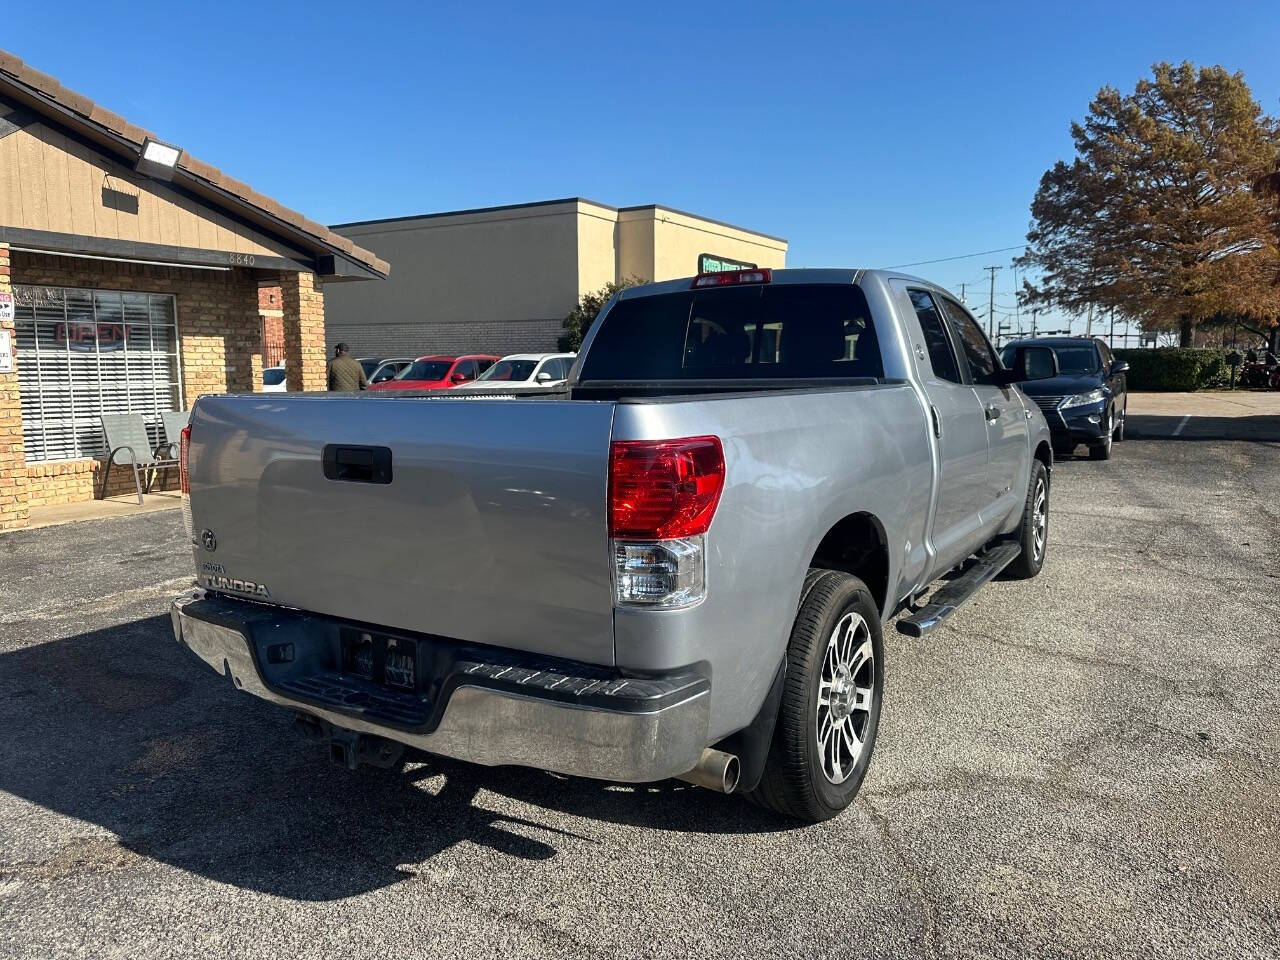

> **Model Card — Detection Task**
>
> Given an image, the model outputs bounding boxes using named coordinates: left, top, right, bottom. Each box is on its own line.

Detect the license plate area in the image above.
left=340, top=627, right=418, bottom=692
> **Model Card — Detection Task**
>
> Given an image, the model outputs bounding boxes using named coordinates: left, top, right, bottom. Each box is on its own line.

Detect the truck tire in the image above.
left=1004, top=459, right=1049, bottom=580
left=747, top=569, right=884, bottom=822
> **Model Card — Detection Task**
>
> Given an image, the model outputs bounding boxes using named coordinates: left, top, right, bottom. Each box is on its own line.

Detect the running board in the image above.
left=896, top=542, right=1022, bottom=638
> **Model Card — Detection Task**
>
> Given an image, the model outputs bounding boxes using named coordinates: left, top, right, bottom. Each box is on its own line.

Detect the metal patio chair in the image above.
left=98, top=413, right=179, bottom=504
left=158, top=409, right=191, bottom=459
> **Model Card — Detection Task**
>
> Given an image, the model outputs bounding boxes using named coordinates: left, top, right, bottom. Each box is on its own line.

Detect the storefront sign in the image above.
left=698, top=253, right=757, bottom=274
left=0, top=291, right=13, bottom=322
left=55, top=321, right=130, bottom=351
left=0, top=329, right=12, bottom=373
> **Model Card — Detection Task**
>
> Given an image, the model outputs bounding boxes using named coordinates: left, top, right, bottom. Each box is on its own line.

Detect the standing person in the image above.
left=327, top=343, right=367, bottom=392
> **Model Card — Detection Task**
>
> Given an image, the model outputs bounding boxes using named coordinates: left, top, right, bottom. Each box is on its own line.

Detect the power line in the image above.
left=881, top=244, right=1025, bottom=269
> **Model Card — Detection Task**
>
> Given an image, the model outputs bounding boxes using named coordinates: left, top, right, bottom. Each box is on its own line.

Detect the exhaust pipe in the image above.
left=676, top=748, right=740, bottom=794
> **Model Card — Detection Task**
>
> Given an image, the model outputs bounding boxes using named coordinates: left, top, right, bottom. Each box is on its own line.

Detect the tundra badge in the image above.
left=202, top=574, right=271, bottom=599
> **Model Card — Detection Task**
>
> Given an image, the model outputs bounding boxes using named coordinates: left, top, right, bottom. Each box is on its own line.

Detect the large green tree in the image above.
left=1018, top=63, right=1280, bottom=346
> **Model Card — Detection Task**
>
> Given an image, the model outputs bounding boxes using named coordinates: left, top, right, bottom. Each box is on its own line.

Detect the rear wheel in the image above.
left=1004, top=460, right=1049, bottom=580
left=748, top=570, right=884, bottom=822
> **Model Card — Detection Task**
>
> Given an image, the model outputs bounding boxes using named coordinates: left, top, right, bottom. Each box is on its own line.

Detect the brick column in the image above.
left=278, top=271, right=326, bottom=392
left=0, top=242, right=30, bottom=530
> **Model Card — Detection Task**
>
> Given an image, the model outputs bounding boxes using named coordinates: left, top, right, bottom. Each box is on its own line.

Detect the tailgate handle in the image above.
left=322, top=445, right=393, bottom=484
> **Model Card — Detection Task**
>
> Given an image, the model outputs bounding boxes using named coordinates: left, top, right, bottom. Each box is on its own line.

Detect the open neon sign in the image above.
left=53, top=321, right=130, bottom=352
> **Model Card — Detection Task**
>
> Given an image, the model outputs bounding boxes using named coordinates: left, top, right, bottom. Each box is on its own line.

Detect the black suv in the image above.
left=1001, top=337, right=1129, bottom=460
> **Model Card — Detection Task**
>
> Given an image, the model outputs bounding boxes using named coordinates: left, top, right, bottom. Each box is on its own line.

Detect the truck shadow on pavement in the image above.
left=0, top=613, right=790, bottom=901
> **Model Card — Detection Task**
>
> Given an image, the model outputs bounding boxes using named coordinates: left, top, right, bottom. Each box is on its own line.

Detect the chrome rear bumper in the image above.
left=170, top=589, right=709, bottom=783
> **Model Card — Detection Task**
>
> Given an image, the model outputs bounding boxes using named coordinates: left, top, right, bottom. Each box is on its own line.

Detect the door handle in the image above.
left=930, top=405, right=942, bottom=439
left=985, top=406, right=1000, bottom=422
left=322, top=444, right=393, bottom=484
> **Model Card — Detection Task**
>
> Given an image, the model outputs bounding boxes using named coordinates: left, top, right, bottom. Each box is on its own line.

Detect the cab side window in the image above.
left=455, top=359, right=479, bottom=381
left=906, top=289, right=963, bottom=384
left=940, top=297, right=998, bottom=385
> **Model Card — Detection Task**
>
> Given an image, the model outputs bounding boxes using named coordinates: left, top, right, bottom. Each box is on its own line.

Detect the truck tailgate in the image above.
left=187, top=394, right=617, bottom=666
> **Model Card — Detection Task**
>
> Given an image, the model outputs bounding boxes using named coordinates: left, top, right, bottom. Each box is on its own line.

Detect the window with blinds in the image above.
left=13, top=285, right=183, bottom=463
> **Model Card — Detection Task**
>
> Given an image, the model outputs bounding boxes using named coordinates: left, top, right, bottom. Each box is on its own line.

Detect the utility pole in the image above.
left=1085, top=303, right=1093, bottom=338
left=1031, top=308, right=1039, bottom=338
left=1109, top=308, right=1115, bottom=348
left=960, top=282, right=967, bottom=304
left=984, top=266, right=1001, bottom=339
left=1012, top=262, right=1020, bottom=327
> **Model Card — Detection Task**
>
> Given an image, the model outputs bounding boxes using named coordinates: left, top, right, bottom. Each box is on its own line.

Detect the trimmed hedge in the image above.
left=1112, top=348, right=1230, bottom=391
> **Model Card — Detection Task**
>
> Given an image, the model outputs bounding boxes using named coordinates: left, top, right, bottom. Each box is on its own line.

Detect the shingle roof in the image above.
left=0, top=49, right=389, bottom=277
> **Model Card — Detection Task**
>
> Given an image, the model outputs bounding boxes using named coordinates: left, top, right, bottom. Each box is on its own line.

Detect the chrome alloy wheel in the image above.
left=1031, top=477, right=1048, bottom=562
left=816, top=611, right=875, bottom=784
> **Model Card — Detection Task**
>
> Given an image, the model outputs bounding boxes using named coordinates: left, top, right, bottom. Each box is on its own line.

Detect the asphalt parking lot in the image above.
left=1, top=433, right=1278, bottom=959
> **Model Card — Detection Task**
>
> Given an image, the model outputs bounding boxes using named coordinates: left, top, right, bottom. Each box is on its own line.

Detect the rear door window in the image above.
left=906, top=290, right=963, bottom=384
left=580, top=283, right=883, bottom=381
left=940, top=297, right=998, bottom=385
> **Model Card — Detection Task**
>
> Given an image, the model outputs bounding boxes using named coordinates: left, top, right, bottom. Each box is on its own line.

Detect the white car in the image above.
left=459, top=353, right=576, bottom=389
left=262, top=366, right=287, bottom=392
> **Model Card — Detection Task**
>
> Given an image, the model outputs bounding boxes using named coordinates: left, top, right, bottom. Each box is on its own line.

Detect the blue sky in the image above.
left=7, top=0, right=1280, bottom=338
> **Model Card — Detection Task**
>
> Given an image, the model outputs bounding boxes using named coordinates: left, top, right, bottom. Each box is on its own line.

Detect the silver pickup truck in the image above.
left=171, top=268, right=1057, bottom=822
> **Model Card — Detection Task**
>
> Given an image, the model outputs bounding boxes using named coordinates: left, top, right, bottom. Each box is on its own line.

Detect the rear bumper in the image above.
left=170, top=589, right=709, bottom=783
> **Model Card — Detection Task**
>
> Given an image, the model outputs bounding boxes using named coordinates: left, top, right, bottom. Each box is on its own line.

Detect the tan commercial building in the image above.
left=324, top=198, right=787, bottom=356
left=0, top=49, right=386, bottom=530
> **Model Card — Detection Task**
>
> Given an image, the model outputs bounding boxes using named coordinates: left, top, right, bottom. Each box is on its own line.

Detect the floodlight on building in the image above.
left=134, top=137, right=182, bottom=181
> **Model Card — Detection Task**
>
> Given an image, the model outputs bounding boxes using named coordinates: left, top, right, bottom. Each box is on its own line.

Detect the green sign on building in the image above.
left=698, top=253, right=757, bottom=274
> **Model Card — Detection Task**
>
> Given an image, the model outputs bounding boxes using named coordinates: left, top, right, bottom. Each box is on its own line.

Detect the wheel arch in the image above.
left=809, top=511, right=891, bottom=617
left=1034, top=439, right=1053, bottom=474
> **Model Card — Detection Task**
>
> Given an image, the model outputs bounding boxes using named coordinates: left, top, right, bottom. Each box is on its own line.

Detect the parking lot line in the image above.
left=1172, top=415, right=1190, bottom=437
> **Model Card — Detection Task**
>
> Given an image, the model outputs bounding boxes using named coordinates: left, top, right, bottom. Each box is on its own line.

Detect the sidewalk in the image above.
left=17, top=491, right=182, bottom=532
left=1127, top=391, right=1280, bottom=441
left=1128, top=391, right=1280, bottom=417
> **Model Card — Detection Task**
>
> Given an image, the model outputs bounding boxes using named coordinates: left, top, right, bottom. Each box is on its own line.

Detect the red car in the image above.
left=366, top=354, right=499, bottom=391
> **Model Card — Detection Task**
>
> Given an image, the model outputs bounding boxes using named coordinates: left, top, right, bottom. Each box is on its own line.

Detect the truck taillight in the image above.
left=179, top=424, right=193, bottom=541
left=609, top=437, right=724, bottom=540
left=179, top=425, right=191, bottom=494
left=608, top=436, right=724, bottom=608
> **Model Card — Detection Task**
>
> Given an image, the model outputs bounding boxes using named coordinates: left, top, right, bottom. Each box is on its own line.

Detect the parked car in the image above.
left=356, top=357, right=385, bottom=381
left=367, top=358, right=414, bottom=385
left=1000, top=336, right=1128, bottom=460
left=458, top=353, right=576, bottom=390
left=366, top=354, right=499, bottom=391
left=172, top=268, right=1056, bottom=823
left=261, top=366, right=287, bottom=393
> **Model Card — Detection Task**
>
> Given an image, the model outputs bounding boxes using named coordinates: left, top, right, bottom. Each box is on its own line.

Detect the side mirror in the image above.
left=535, top=371, right=552, bottom=383
left=451, top=372, right=466, bottom=383
left=995, top=345, right=1059, bottom=385
left=1111, top=360, right=1130, bottom=374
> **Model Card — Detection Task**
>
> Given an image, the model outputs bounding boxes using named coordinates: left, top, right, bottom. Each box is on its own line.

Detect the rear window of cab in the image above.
left=579, top=284, right=883, bottom=382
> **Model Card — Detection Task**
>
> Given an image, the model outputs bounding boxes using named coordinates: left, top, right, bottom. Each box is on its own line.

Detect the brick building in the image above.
left=0, top=50, right=388, bottom=529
